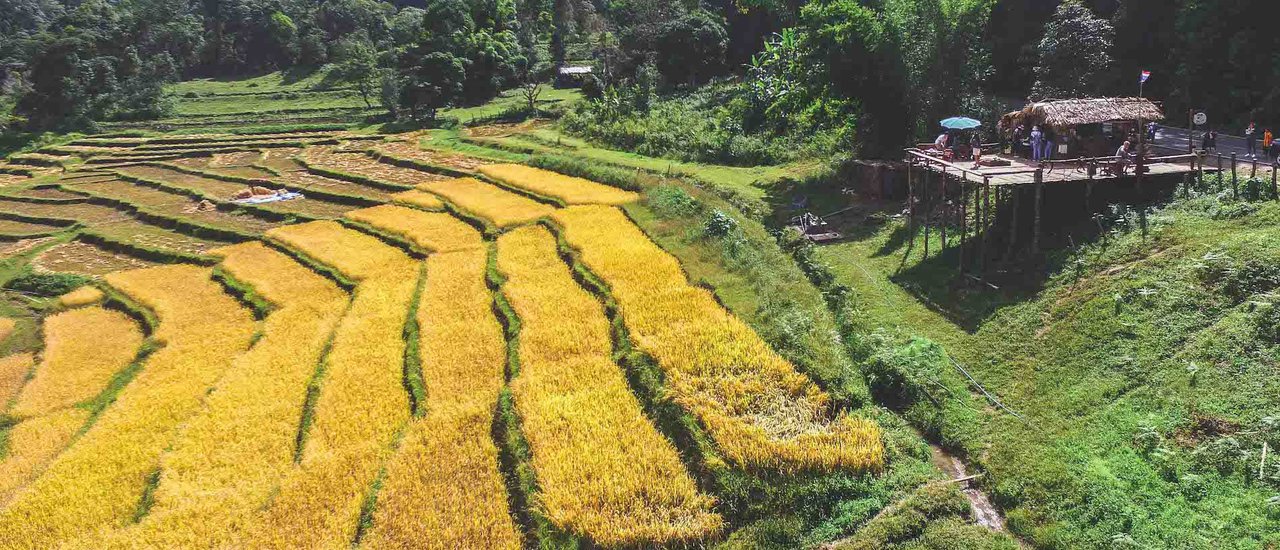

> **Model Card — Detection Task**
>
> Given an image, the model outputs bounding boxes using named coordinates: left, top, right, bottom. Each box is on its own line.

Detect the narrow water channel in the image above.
left=929, top=445, right=1007, bottom=531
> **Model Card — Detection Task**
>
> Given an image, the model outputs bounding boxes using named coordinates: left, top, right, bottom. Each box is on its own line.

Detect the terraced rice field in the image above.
left=115, top=165, right=360, bottom=219
left=32, top=241, right=161, bottom=275
left=374, top=139, right=492, bottom=172
left=0, top=217, right=66, bottom=237
left=67, top=179, right=283, bottom=235
left=0, top=132, right=887, bottom=548
left=304, top=147, right=445, bottom=188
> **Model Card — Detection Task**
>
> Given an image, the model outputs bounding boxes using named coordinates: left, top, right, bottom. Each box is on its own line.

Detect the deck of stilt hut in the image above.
left=896, top=147, right=1235, bottom=276
left=905, top=148, right=1206, bottom=187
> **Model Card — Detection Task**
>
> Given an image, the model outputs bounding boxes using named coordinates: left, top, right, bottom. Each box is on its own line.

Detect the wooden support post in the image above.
left=1006, top=187, right=1020, bottom=259
left=1198, top=153, right=1205, bottom=188
left=980, top=176, right=990, bottom=273
left=960, top=175, right=968, bottom=273
left=1231, top=152, right=1238, bottom=199
left=1272, top=162, right=1278, bottom=201
left=1033, top=168, right=1044, bottom=255
left=926, top=163, right=936, bottom=258
left=1217, top=154, right=1224, bottom=190
left=907, top=161, right=915, bottom=236
left=1085, top=180, right=1094, bottom=214
left=939, top=168, right=947, bottom=251
left=1252, top=156, right=1259, bottom=178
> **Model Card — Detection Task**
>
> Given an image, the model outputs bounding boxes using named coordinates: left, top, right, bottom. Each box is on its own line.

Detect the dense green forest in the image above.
left=3, top=0, right=1278, bottom=148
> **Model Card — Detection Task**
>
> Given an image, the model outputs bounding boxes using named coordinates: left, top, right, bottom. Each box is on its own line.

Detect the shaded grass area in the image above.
left=812, top=189, right=1280, bottom=548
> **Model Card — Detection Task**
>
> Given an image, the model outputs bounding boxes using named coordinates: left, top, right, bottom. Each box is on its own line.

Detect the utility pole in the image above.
left=1137, top=72, right=1148, bottom=196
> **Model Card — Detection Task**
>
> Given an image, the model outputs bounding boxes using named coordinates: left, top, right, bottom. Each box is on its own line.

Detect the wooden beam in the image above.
left=1217, top=154, right=1224, bottom=190
left=907, top=160, right=915, bottom=237
left=1032, top=168, right=1044, bottom=254
left=1006, top=187, right=1020, bottom=259
left=1231, top=152, right=1238, bottom=199
left=960, top=174, right=968, bottom=274
left=980, top=176, right=990, bottom=273
left=1085, top=179, right=1094, bottom=214
left=1272, top=162, right=1277, bottom=201
left=1198, top=153, right=1205, bottom=188
left=939, top=167, right=947, bottom=250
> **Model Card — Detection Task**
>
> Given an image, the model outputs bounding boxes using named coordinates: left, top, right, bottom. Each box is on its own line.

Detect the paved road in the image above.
left=1151, top=125, right=1277, bottom=162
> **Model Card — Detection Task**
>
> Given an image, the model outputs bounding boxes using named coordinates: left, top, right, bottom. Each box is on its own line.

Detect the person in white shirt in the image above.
left=1115, top=140, right=1134, bottom=174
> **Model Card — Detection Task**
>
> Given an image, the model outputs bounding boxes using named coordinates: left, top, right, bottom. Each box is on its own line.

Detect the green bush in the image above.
left=559, top=82, right=823, bottom=166
left=4, top=271, right=92, bottom=297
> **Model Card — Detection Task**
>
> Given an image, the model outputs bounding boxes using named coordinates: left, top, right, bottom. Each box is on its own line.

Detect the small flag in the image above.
left=1140, top=70, right=1151, bottom=83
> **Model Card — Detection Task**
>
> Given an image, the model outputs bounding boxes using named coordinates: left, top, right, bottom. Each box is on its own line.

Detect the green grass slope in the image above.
left=816, top=189, right=1280, bottom=548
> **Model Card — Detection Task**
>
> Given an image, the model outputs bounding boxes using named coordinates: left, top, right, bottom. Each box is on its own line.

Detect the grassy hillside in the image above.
left=810, top=184, right=1280, bottom=548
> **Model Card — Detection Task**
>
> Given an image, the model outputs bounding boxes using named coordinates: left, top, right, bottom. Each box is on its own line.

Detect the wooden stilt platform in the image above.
left=901, top=148, right=1213, bottom=277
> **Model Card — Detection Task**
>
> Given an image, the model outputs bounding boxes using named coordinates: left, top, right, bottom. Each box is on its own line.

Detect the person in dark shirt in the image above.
left=1202, top=130, right=1217, bottom=153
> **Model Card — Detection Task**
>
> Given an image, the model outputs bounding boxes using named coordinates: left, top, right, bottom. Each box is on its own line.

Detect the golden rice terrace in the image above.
left=0, top=131, right=884, bottom=548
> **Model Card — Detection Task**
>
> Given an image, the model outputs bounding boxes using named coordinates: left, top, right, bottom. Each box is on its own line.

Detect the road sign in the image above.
left=1194, top=112, right=1207, bottom=126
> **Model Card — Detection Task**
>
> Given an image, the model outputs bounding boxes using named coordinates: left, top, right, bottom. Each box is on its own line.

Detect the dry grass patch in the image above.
left=496, top=226, right=721, bottom=545
left=375, top=140, right=492, bottom=172
left=259, top=148, right=305, bottom=173
left=92, top=219, right=233, bottom=255
left=33, top=241, right=159, bottom=276
left=417, top=177, right=555, bottom=228
left=117, top=165, right=360, bottom=219
left=552, top=206, right=885, bottom=473
left=70, top=180, right=282, bottom=235
left=0, top=237, right=56, bottom=260
left=479, top=164, right=638, bottom=205
left=345, top=205, right=482, bottom=252
left=0, top=218, right=65, bottom=236
left=0, top=198, right=128, bottom=225
left=362, top=248, right=521, bottom=549
left=0, top=265, right=256, bottom=547
left=306, top=147, right=446, bottom=187
left=278, top=170, right=393, bottom=201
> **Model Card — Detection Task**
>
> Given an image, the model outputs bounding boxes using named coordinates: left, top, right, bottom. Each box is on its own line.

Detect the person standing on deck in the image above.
left=1030, top=125, right=1044, bottom=161
left=1246, top=122, right=1257, bottom=158
left=1042, top=126, right=1056, bottom=161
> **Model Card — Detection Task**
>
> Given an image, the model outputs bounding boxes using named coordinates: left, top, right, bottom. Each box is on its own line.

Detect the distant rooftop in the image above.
left=558, top=66, right=593, bottom=75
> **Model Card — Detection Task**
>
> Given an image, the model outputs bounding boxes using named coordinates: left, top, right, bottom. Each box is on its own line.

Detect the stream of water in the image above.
left=929, top=445, right=1007, bottom=531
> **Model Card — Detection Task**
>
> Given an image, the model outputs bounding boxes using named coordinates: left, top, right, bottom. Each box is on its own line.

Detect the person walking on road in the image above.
left=1203, top=129, right=1217, bottom=153
left=1247, top=122, right=1258, bottom=158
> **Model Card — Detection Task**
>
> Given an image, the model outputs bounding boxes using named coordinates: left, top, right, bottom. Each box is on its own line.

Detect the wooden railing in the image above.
left=903, top=148, right=1039, bottom=179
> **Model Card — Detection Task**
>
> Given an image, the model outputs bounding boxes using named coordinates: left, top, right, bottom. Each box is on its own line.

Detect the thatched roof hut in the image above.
left=999, top=97, right=1164, bottom=132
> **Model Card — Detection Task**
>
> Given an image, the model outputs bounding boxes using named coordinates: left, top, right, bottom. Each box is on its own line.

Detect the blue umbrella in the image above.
left=940, top=117, right=981, bottom=130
